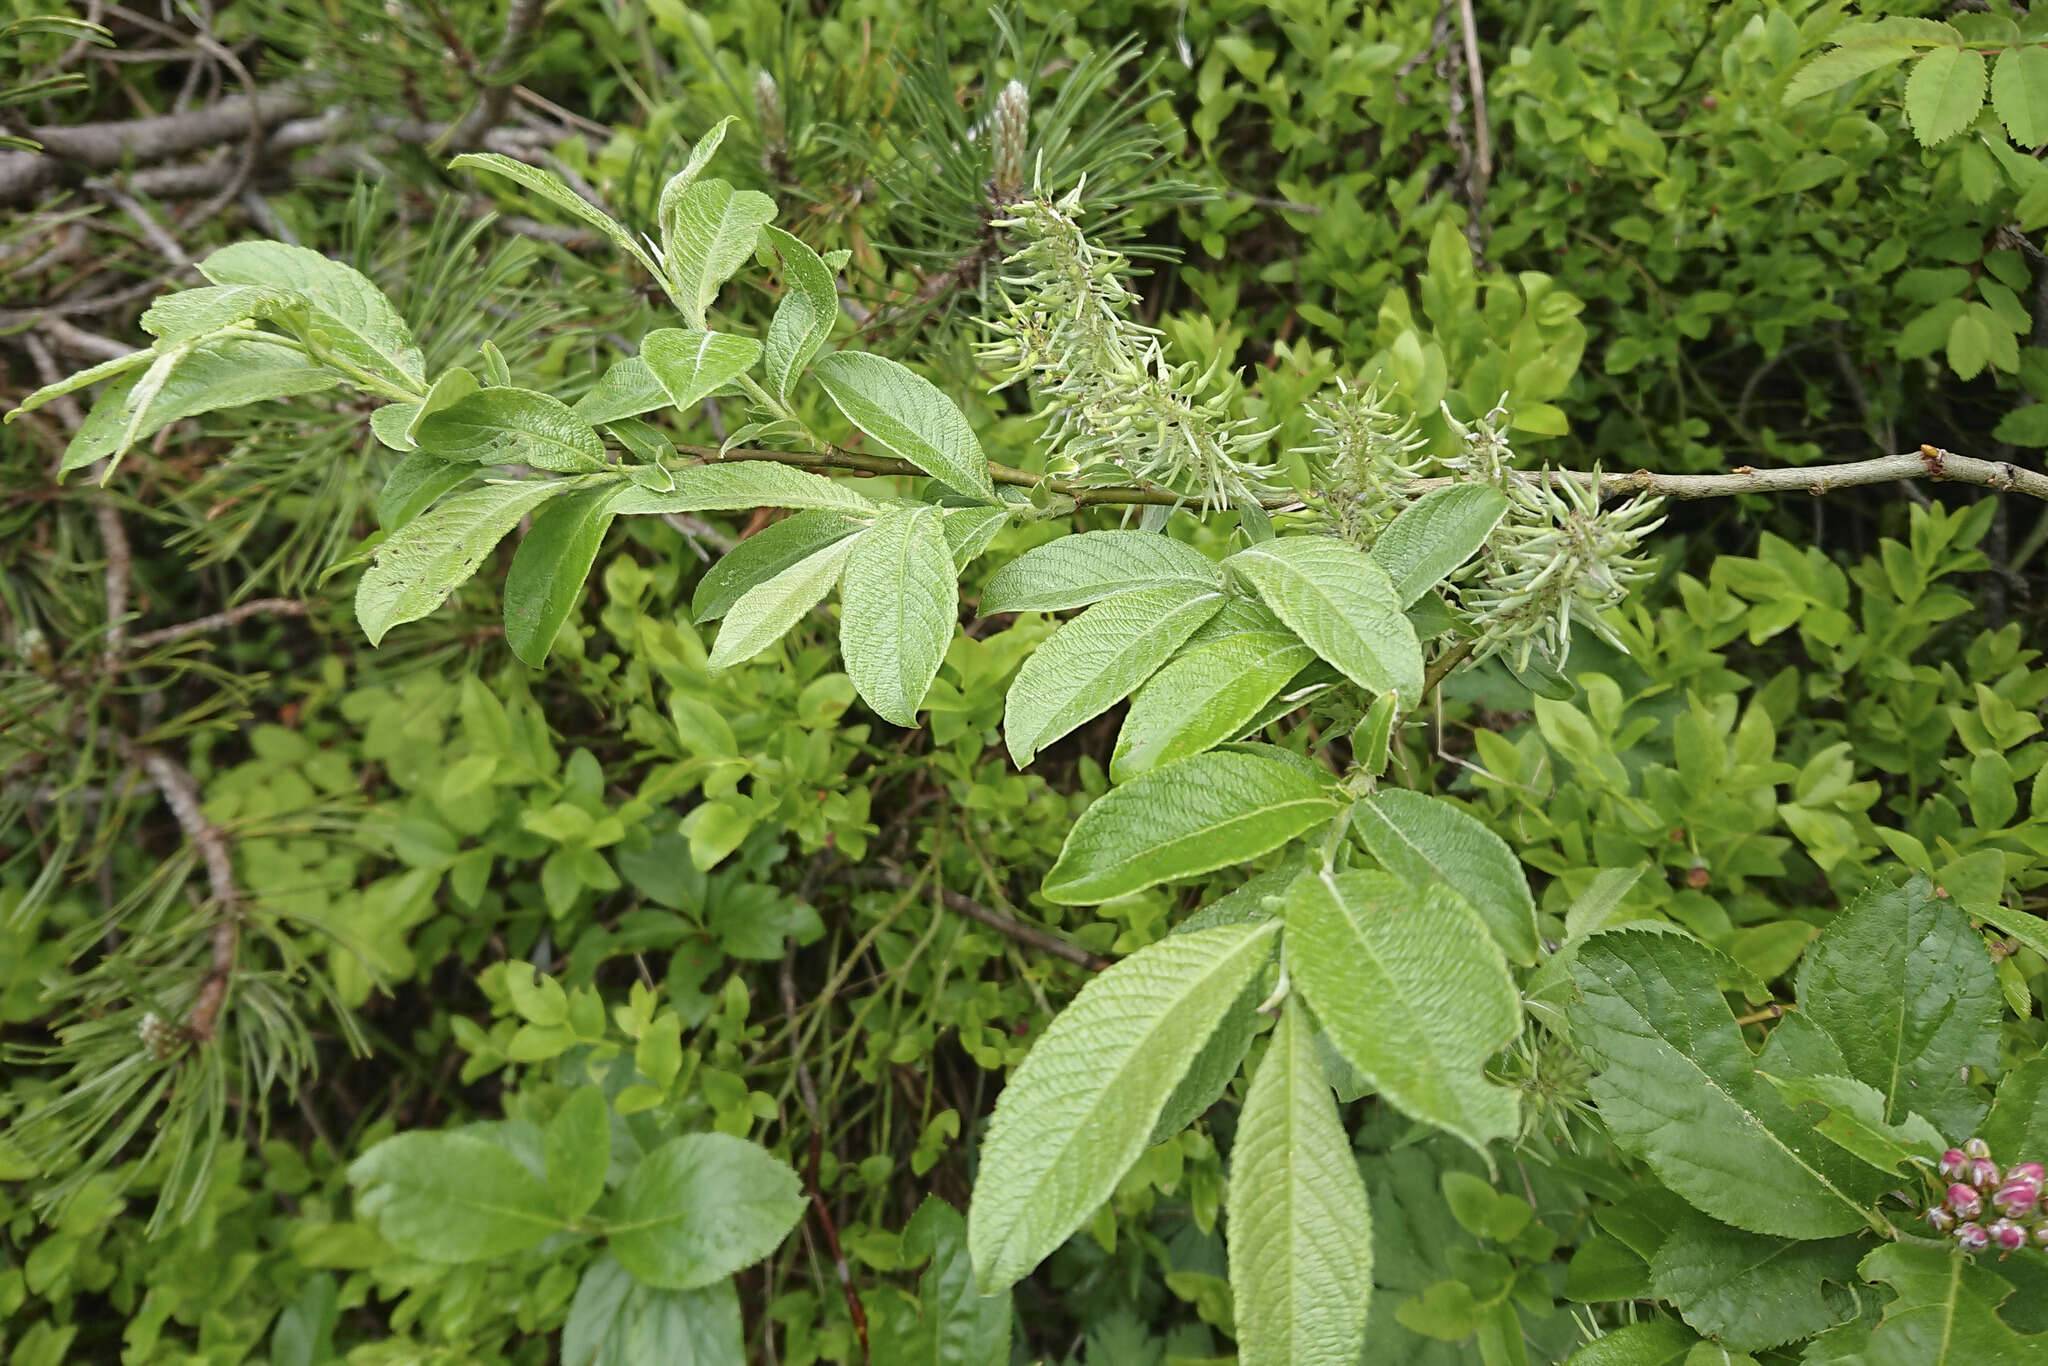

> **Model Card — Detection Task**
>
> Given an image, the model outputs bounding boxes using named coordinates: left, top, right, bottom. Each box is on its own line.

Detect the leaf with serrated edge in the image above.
left=692, top=511, right=857, bottom=622
left=1905, top=45, right=1988, bottom=147
left=1369, top=484, right=1509, bottom=606
left=1229, top=997, right=1372, bottom=1366
left=357, top=480, right=564, bottom=645
left=1569, top=930, right=1887, bottom=1239
left=1856, top=1243, right=2048, bottom=1362
left=763, top=227, right=838, bottom=401
left=662, top=180, right=775, bottom=328
left=1352, top=789, right=1539, bottom=966
left=609, top=463, right=880, bottom=516
left=1759, top=1072, right=1946, bottom=1175
left=813, top=351, right=997, bottom=500
left=201, top=241, right=424, bottom=387
left=1286, top=869, right=1522, bottom=1154
left=968, top=920, right=1280, bottom=1291
left=1782, top=40, right=1919, bottom=106
left=1044, top=750, right=1337, bottom=904
left=1003, top=583, right=1226, bottom=766
left=979, top=531, right=1221, bottom=614
left=1647, top=1208, right=1862, bottom=1352
left=839, top=506, right=957, bottom=726
left=1994, top=46, right=2048, bottom=146
left=1112, top=631, right=1313, bottom=780
left=504, top=486, right=621, bottom=667
left=1226, top=536, right=1424, bottom=699
left=708, top=535, right=858, bottom=670
left=640, top=328, right=762, bottom=412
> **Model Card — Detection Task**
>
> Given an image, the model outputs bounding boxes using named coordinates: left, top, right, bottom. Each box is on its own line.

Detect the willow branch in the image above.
left=846, top=867, right=1110, bottom=971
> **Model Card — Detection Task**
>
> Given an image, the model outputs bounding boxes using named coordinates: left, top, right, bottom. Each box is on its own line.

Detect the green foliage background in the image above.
left=6, top=0, right=2048, bottom=1362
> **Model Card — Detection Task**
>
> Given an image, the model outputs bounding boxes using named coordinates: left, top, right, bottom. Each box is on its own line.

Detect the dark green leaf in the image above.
left=505, top=487, right=621, bottom=666
left=604, top=1134, right=804, bottom=1290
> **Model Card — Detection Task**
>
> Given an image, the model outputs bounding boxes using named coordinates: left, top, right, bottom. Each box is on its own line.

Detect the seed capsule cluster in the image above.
left=1922, top=1139, right=2048, bottom=1254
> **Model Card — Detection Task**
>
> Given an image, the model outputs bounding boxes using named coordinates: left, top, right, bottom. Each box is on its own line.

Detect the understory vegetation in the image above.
left=8, top=1, right=2048, bottom=1363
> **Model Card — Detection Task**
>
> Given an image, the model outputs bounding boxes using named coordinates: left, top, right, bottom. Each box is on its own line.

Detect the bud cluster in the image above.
left=989, top=80, right=1029, bottom=203
left=982, top=188, right=1274, bottom=511
left=1922, top=1137, right=2048, bottom=1255
left=1299, top=382, right=1429, bottom=549
left=137, top=1010, right=185, bottom=1061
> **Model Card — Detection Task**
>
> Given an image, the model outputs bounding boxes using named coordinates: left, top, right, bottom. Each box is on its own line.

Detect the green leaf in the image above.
left=1568, top=931, right=1887, bottom=1239
left=574, top=357, right=672, bottom=426
left=1565, top=1322, right=1699, bottom=1365
left=1228, top=997, right=1372, bottom=1366
left=378, top=451, right=474, bottom=530
left=1794, top=877, right=2000, bottom=1137
left=1148, top=980, right=1263, bottom=1144
left=1225, top=537, right=1424, bottom=700
left=1994, top=45, right=2048, bottom=146
left=1980, top=1056, right=2048, bottom=1158
left=545, top=1086, right=611, bottom=1219
left=654, top=117, right=738, bottom=242
left=415, top=387, right=609, bottom=473
left=1369, top=485, right=1509, bottom=606
left=562, top=1257, right=744, bottom=1366
left=940, top=503, right=1013, bottom=570
left=1759, top=1073, right=1946, bottom=1175
left=1043, top=750, right=1339, bottom=905
left=1003, top=583, right=1227, bottom=767
left=1285, top=870, right=1522, bottom=1153
left=692, top=511, right=857, bottom=622
left=1110, top=630, right=1315, bottom=780
left=812, top=351, right=997, bottom=500
left=604, top=1133, right=804, bottom=1290
left=1647, top=1209, right=1861, bottom=1353
left=139, top=283, right=306, bottom=341
left=5, top=346, right=151, bottom=422
left=453, top=152, right=665, bottom=282
left=707, top=535, right=858, bottom=670
left=968, top=920, right=1281, bottom=1291
left=875, top=1199, right=1013, bottom=1366
left=504, top=486, right=621, bottom=667
left=356, top=480, right=564, bottom=645
left=1782, top=41, right=1919, bottom=106
left=1350, top=789, right=1539, bottom=966
left=979, top=532, right=1221, bottom=614
left=1855, top=1242, right=2048, bottom=1362
left=762, top=227, right=839, bottom=402
left=1440, top=1171, right=1531, bottom=1242
left=200, top=241, right=423, bottom=388
left=61, top=337, right=339, bottom=475
left=348, top=1130, right=565, bottom=1261
left=839, top=506, right=957, bottom=727
left=1905, top=45, right=1988, bottom=146
left=660, top=179, right=776, bottom=328
left=406, top=366, right=480, bottom=446
left=608, top=462, right=880, bottom=516
left=640, top=329, right=763, bottom=412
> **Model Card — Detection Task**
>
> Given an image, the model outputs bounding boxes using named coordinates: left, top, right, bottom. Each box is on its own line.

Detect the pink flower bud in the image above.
left=1993, top=1178, right=2041, bottom=1218
left=1957, top=1221, right=1991, bottom=1251
left=1926, top=1206, right=1957, bottom=1233
left=1949, top=1184, right=1985, bottom=1219
left=1971, top=1157, right=2002, bottom=1188
left=2009, top=1162, right=2045, bottom=1184
left=1941, top=1148, right=1969, bottom=1178
left=1991, top=1219, right=2028, bottom=1252
left=1966, top=1137, right=1993, bottom=1160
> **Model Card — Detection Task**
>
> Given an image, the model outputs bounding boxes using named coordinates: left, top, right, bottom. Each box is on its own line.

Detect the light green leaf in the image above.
left=1111, top=630, right=1314, bottom=780
left=201, top=241, right=424, bottom=387
left=1647, top=1209, right=1862, bottom=1353
left=562, top=1258, right=744, bottom=1366
left=1351, top=789, right=1539, bottom=966
left=1148, top=980, right=1263, bottom=1144
left=1565, top=1321, right=1699, bottom=1366
left=415, top=387, right=609, bottom=473
left=1794, top=877, right=2000, bottom=1137
left=762, top=226, right=838, bottom=401
left=504, top=486, right=621, bottom=667
left=641, top=329, right=762, bottom=412
left=1759, top=1073, right=1946, bottom=1175
left=573, top=357, right=673, bottom=425
left=1855, top=1243, right=2048, bottom=1362
left=1226, top=537, right=1424, bottom=699
left=60, top=337, right=339, bottom=475
left=661, top=179, right=776, bottom=328
left=654, top=116, right=738, bottom=250
left=1228, top=997, right=1372, bottom=1366
left=6, top=346, right=152, bottom=422
left=1993, top=45, right=2048, bottom=146
left=968, top=920, right=1280, bottom=1291
left=1904, top=45, right=1988, bottom=146
left=939, top=503, right=1014, bottom=570
left=979, top=531, right=1221, bottom=615
left=348, top=1130, right=565, bottom=1261
left=1044, top=750, right=1338, bottom=905
left=378, top=451, right=474, bottom=530
left=604, top=1133, right=804, bottom=1290
left=608, top=462, right=880, bottom=515
left=1369, top=485, right=1509, bottom=606
left=812, top=351, right=997, bottom=500
left=839, top=506, right=957, bottom=726
left=139, top=283, right=306, bottom=341
left=406, top=366, right=480, bottom=446
left=707, top=535, right=858, bottom=669
left=1003, top=582, right=1226, bottom=766
left=453, top=153, right=665, bottom=282
left=1285, top=870, right=1522, bottom=1153
left=371, top=402, right=421, bottom=450
left=1782, top=40, right=1919, bottom=106
left=692, top=510, right=858, bottom=622
left=356, top=480, right=564, bottom=645
left=545, top=1086, right=611, bottom=1219
left=1569, top=931, right=1887, bottom=1239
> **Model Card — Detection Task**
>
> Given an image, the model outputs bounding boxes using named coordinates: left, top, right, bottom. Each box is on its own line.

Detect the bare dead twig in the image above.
left=847, top=867, right=1110, bottom=972
left=125, top=598, right=308, bottom=650
left=451, top=0, right=547, bottom=148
